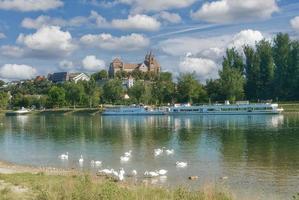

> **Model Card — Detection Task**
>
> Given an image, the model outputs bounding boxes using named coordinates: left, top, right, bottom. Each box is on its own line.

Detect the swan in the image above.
left=95, top=161, right=102, bottom=166
left=79, top=155, right=84, bottom=164
left=176, top=161, right=187, bottom=168
left=59, top=152, right=68, bottom=160
left=154, top=148, right=163, bottom=156
left=120, top=156, right=130, bottom=162
left=157, top=169, right=168, bottom=175
left=144, top=171, right=159, bottom=178
left=165, top=149, right=174, bottom=155
left=124, top=150, right=132, bottom=157
left=99, top=169, right=113, bottom=175
left=131, top=170, right=137, bottom=176
left=118, top=169, right=125, bottom=181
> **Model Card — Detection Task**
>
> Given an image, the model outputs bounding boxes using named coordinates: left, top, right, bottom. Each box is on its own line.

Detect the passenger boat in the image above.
left=167, top=101, right=283, bottom=115
left=102, top=105, right=165, bottom=115
left=5, top=107, right=31, bottom=116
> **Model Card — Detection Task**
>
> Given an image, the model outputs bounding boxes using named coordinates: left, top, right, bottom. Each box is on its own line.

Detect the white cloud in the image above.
left=80, top=33, right=149, bottom=51
left=159, top=29, right=264, bottom=58
left=17, top=26, right=76, bottom=57
left=158, top=11, right=182, bottom=24
left=290, top=16, right=299, bottom=32
left=0, top=32, right=6, bottom=39
left=0, top=0, right=63, bottom=12
left=21, top=11, right=108, bottom=29
left=0, top=45, right=25, bottom=57
left=191, top=0, right=278, bottom=23
left=179, top=53, right=220, bottom=82
left=59, top=60, right=74, bottom=70
left=82, top=55, right=105, bottom=72
left=111, top=14, right=161, bottom=31
left=118, top=0, right=196, bottom=13
left=228, top=29, right=264, bottom=51
left=0, top=64, right=37, bottom=80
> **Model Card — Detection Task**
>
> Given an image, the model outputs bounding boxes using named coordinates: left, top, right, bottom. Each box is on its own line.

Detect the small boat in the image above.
left=102, top=105, right=165, bottom=115
left=5, top=107, right=31, bottom=116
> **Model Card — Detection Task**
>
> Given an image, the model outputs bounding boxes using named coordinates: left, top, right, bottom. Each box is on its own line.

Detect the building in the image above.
left=48, top=72, right=90, bottom=83
left=69, top=73, right=90, bottom=83
left=122, top=76, right=135, bottom=89
left=109, top=52, right=161, bottom=77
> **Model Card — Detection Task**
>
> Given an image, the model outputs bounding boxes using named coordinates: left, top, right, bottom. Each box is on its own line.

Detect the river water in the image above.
left=0, top=113, right=298, bottom=199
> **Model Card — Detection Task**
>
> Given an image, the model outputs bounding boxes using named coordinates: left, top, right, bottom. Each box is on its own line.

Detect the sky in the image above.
left=0, top=0, right=299, bottom=82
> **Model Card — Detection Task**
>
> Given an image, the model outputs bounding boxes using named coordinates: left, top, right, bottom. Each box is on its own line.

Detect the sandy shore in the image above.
left=0, top=160, right=78, bottom=176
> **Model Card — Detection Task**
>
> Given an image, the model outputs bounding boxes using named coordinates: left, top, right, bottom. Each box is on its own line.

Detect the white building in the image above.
left=69, top=73, right=90, bottom=83
left=122, top=76, right=134, bottom=89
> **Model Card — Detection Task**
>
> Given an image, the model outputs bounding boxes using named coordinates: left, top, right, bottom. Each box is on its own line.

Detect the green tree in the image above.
left=177, top=73, right=207, bottom=103
left=0, top=80, right=5, bottom=87
left=289, top=41, right=299, bottom=100
left=102, top=79, right=124, bottom=103
left=152, top=72, right=175, bottom=104
left=128, top=80, right=145, bottom=103
left=244, top=45, right=260, bottom=100
left=219, top=64, right=245, bottom=102
left=273, top=33, right=291, bottom=99
left=65, top=82, right=84, bottom=108
left=48, top=86, right=65, bottom=108
left=222, top=48, right=244, bottom=73
left=83, top=79, right=98, bottom=108
left=205, top=79, right=222, bottom=102
left=92, top=70, right=108, bottom=81
left=0, top=91, right=9, bottom=109
left=256, top=39, right=275, bottom=99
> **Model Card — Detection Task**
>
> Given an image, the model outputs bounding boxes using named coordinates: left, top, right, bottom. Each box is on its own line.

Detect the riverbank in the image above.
left=0, top=161, right=233, bottom=200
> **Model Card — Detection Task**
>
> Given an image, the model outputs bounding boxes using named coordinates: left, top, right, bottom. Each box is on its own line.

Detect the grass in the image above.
left=0, top=173, right=233, bottom=200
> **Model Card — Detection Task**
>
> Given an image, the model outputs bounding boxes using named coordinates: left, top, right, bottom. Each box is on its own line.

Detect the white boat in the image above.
left=167, top=101, right=283, bottom=115
left=102, top=105, right=165, bottom=115
left=6, top=107, right=31, bottom=116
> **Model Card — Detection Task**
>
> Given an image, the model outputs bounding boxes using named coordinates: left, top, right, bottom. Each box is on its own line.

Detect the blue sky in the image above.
left=0, top=0, right=299, bottom=81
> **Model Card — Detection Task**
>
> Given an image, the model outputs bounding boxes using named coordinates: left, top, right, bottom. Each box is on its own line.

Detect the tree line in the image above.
left=0, top=32, right=298, bottom=109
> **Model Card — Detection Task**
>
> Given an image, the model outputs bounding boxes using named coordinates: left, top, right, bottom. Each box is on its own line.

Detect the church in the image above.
left=108, top=52, right=161, bottom=77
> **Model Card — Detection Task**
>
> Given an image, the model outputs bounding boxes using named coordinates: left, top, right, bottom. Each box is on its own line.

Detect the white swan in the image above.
left=59, top=152, right=68, bottom=160
left=131, top=170, right=137, bottom=176
left=144, top=171, right=159, bottom=178
left=99, top=168, right=113, bottom=175
left=157, top=169, right=168, bottom=175
left=124, top=150, right=132, bottom=157
left=176, top=161, right=187, bottom=168
left=79, top=155, right=84, bottom=164
left=95, top=161, right=102, bottom=166
left=165, top=149, right=174, bottom=155
left=154, top=148, right=163, bottom=156
left=120, top=156, right=130, bottom=162
left=118, top=168, right=125, bottom=181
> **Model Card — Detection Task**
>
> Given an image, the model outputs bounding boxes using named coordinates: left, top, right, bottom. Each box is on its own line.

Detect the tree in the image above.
left=0, top=80, right=5, bottom=87
left=222, top=48, right=244, bottom=73
left=244, top=45, right=260, bottom=100
left=102, top=79, right=124, bottom=103
left=83, top=79, right=97, bottom=108
left=152, top=72, right=175, bottom=104
left=177, top=73, right=207, bottom=103
left=92, top=70, right=108, bottom=81
left=47, top=86, right=65, bottom=108
left=288, top=41, right=299, bottom=100
left=128, top=80, right=145, bottom=103
left=273, top=33, right=291, bottom=99
left=205, top=79, right=222, bottom=102
left=65, top=82, right=84, bottom=108
left=256, top=40, right=275, bottom=100
left=0, top=91, right=9, bottom=109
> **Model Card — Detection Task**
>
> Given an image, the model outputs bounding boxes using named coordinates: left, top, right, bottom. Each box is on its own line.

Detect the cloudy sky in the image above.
left=0, top=0, right=298, bottom=81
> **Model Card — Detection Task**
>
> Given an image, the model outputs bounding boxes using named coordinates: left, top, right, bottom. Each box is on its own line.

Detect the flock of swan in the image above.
left=59, top=148, right=188, bottom=182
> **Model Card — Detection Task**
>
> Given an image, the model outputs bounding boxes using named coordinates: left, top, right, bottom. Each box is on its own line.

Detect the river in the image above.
left=0, top=113, right=298, bottom=199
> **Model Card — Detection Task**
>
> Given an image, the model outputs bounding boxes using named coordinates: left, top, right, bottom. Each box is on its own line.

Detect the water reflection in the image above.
left=0, top=114, right=298, bottom=199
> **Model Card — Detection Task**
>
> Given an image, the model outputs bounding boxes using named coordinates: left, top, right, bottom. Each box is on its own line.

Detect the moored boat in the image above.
left=102, top=105, right=165, bottom=115
left=167, top=101, right=283, bottom=115
left=5, top=107, right=31, bottom=116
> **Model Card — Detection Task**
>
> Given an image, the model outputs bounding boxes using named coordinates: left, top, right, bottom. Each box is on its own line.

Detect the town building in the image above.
left=122, top=76, right=135, bottom=89
left=108, top=52, right=161, bottom=77
left=48, top=72, right=90, bottom=83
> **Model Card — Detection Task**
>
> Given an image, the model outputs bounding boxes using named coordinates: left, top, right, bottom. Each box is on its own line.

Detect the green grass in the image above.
left=0, top=173, right=233, bottom=200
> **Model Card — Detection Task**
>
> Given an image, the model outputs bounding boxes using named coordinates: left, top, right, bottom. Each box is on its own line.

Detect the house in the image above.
left=109, top=52, right=161, bottom=77
left=122, top=76, right=134, bottom=89
left=69, top=73, right=90, bottom=83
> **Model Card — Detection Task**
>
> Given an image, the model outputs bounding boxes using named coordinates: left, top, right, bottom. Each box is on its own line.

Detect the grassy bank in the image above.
left=279, top=103, right=299, bottom=112
left=0, top=173, right=233, bottom=200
